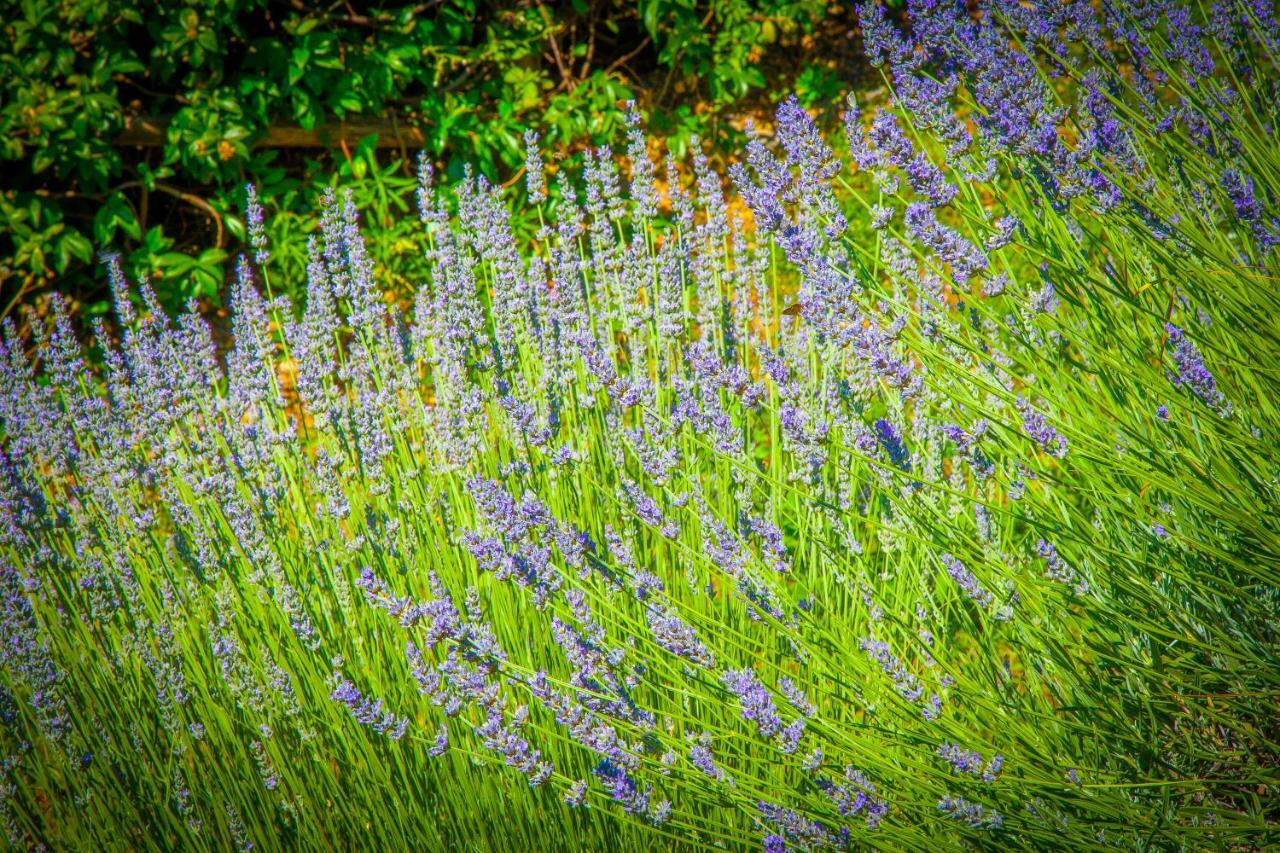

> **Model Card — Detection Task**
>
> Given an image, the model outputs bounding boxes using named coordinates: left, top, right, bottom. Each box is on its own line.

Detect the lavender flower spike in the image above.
left=941, top=553, right=993, bottom=609
left=244, top=183, right=269, bottom=265
left=524, top=130, right=547, bottom=203
left=938, top=794, right=1002, bottom=830
left=723, top=668, right=783, bottom=739
left=1165, top=324, right=1228, bottom=411
left=330, top=678, right=410, bottom=740
left=1016, top=396, right=1068, bottom=458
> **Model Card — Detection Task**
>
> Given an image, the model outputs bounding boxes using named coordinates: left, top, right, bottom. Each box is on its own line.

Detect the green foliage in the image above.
left=0, top=0, right=842, bottom=316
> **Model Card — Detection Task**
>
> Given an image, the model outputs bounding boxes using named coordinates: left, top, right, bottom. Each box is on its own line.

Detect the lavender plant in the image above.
left=3, top=2, right=1280, bottom=849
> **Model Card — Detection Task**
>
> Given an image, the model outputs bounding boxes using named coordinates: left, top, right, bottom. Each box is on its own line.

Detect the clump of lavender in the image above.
left=429, top=723, right=449, bottom=757
left=866, top=111, right=957, bottom=207
left=594, top=758, right=658, bottom=820
left=1221, top=167, right=1280, bottom=251
left=3, top=4, right=1280, bottom=849
left=564, top=779, right=589, bottom=807
left=904, top=202, right=988, bottom=283
left=624, top=103, right=658, bottom=219
left=778, top=676, right=817, bottom=718
left=813, top=766, right=889, bottom=829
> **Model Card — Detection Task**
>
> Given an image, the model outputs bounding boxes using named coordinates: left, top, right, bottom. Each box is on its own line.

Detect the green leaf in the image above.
left=55, top=228, right=93, bottom=272
left=68, top=232, right=95, bottom=265
left=224, top=213, right=246, bottom=242
left=94, top=192, right=141, bottom=244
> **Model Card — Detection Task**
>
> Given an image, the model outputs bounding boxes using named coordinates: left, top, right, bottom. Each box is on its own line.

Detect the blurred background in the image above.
left=0, top=0, right=886, bottom=323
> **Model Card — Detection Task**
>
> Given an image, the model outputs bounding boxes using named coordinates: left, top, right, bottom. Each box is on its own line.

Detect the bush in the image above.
left=2, top=1, right=1279, bottom=849
left=0, top=0, right=842, bottom=317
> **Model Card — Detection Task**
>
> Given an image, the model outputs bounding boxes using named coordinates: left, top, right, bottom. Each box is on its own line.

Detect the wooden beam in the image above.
left=114, top=117, right=427, bottom=149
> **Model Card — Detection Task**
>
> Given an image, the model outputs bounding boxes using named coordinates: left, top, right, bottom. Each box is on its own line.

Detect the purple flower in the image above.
left=745, top=511, right=791, bottom=573
left=860, top=636, right=924, bottom=702
left=594, top=758, right=650, bottom=815
left=0, top=562, right=69, bottom=740
left=873, top=418, right=912, bottom=471
left=844, top=98, right=878, bottom=170
left=778, top=719, right=806, bottom=754
left=472, top=704, right=553, bottom=785
left=813, top=766, right=887, bottom=827
left=524, top=130, right=546, bottom=203
left=731, top=123, right=791, bottom=234
left=429, top=723, right=449, bottom=757
left=330, top=677, right=409, bottom=740
left=1164, top=6, right=1215, bottom=85
left=625, top=103, right=658, bottom=218
left=356, top=566, right=460, bottom=644
left=415, top=151, right=436, bottom=221
left=938, top=794, right=1002, bottom=829
left=1037, top=539, right=1082, bottom=590
left=722, top=668, right=783, bottom=739
left=1165, top=324, right=1228, bottom=411
left=1222, top=167, right=1262, bottom=222
left=565, top=779, right=588, bottom=807
left=985, top=215, right=1020, bottom=250
left=982, top=273, right=1009, bottom=297
left=939, top=741, right=1003, bottom=781
left=1017, top=396, right=1069, bottom=458
left=904, top=203, right=988, bottom=283
left=938, top=742, right=984, bottom=775
left=941, top=553, right=993, bottom=609
left=622, top=479, right=676, bottom=537
left=1029, top=280, right=1060, bottom=314
left=758, top=801, right=833, bottom=848
left=778, top=676, right=816, bottom=717
left=867, top=111, right=957, bottom=206
left=465, top=478, right=564, bottom=608
left=647, top=606, right=715, bottom=668
left=243, top=184, right=269, bottom=265
left=775, top=96, right=844, bottom=228
left=856, top=2, right=914, bottom=70
left=690, top=741, right=728, bottom=782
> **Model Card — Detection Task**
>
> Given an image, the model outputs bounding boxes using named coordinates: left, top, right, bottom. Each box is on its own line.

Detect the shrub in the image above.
left=2, top=1, right=1280, bottom=849
left=0, top=0, right=836, bottom=315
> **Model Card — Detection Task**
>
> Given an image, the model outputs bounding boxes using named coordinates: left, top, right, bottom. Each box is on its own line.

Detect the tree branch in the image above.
left=117, top=181, right=225, bottom=249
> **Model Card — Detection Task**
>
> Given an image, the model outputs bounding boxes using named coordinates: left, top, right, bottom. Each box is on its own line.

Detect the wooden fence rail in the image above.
left=114, top=117, right=427, bottom=149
